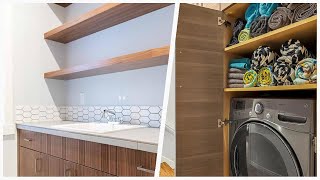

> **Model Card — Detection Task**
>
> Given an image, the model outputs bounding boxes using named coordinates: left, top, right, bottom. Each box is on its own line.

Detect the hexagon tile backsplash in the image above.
left=15, top=105, right=163, bottom=128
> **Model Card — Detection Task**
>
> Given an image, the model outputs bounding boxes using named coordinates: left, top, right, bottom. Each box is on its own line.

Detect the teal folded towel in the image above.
left=259, top=3, right=279, bottom=17
left=245, top=3, right=260, bottom=28
left=229, top=58, right=251, bottom=70
left=230, top=63, right=249, bottom=69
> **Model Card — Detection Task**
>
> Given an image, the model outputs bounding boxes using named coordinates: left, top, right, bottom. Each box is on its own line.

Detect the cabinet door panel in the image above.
left=19, top=147, right=48, bottom=176
left=101, top=144, right=117, bottom=175
left=117, top=147, right=137, bottom=176
left=84, top=141, right=102, bottom=170
left=48, top=155, right=64, bottom=176
left=136, top=151, right=156, bottom=176
left=64, top=160, right=80, bottom=176
left=176, top=4, right=224, bottom=176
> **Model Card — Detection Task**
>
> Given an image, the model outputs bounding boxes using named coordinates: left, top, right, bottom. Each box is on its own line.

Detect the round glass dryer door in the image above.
left=230, top=121, right=301, bottom=176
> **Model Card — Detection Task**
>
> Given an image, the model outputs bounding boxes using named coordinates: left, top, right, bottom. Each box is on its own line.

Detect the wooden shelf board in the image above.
left=55, top=3, right=72, bottom=7
left=44, top=46, right=170, bottom=80
left=223, top=3, right=250, bottom=19
left=224, top=16, right=317, bottom=56
left=224, top=84, right=317, bottom=92
left=45, top=3, right=172, bottom=43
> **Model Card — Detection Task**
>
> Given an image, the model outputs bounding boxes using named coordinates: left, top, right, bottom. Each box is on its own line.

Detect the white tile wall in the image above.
left=15, top=105, right=162, bottom=128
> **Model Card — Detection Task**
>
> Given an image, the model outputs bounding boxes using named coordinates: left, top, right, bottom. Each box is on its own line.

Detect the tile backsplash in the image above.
left=15, top=105, right=162, bottom=128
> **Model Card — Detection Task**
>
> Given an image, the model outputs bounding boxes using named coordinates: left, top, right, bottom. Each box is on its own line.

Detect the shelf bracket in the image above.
left=218, top=17, right=231, bottom=27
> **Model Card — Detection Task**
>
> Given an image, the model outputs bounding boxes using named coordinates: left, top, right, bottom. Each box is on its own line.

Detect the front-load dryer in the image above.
left=229, top=98, right=316, bottom=176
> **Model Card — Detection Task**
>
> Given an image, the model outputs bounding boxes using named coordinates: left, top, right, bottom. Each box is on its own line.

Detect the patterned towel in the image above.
left=251, top=46, right=278, bottom=71
left=245, top=3, right=260, bottom=28
left=293, top=58, right=317, bottom=84
left=268, top=7, right=293, bottom=30
left=273, top=56, right=296, bottom=85
left=227, top=18, right=246, bottom=47
left=280, top=39, right=314, bottom=64
left=243, top=70, right=258, bottom=87
left=292, top=3, right=317, bottom=22
left=257, top=67, right=275, bottom=86
left=259, top=3, right=279, bottom=17
left=238, top=28, right=251, bottom=42
left=250, top=16, right=270, bottom=37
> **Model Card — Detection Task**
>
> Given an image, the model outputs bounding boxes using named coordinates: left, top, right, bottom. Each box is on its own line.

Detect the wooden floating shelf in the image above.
left=225, top=16, right=317, bottom=55
left=45, top=3, right=172, bottom=43
left=224, top=84, right=317, bottom=92
left=44, top=46, right=170, bottom=80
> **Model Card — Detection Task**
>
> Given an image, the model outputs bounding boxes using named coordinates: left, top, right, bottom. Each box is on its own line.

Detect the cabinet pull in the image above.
left=24, top=138, right=32, bottom=142
left=34, top=158, right=41, bottom=173
left=137, top=166, right=155, bottom=174
left=65, top=168, right=72, bottom=176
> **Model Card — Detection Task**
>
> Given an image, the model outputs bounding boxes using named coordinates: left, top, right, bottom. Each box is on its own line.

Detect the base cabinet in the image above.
left=18, top=129, right=156, bottom=177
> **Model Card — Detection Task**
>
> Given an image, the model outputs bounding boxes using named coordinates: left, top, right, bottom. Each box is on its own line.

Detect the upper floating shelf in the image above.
left=45, top=3, right=172, bottom=43
left=44, top=46, right=170, bottom=80
left=225, top=16, right=317, bottom=55
left=224, top=84, right=317, bottom=92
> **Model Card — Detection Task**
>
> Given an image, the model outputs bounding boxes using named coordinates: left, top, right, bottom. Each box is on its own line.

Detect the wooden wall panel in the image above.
left=175, top=4, right=225, bottom=176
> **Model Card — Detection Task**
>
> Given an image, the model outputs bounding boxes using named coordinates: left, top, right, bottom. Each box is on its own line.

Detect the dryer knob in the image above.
left=254, top=103, right=264, bottom=114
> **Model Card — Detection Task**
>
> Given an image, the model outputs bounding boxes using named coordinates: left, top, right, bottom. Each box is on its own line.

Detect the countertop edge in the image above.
left=16, top=123, right=158, bottom=153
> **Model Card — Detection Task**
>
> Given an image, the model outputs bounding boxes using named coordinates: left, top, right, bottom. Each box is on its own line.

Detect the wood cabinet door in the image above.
left=117, top=147, right=137, bottom=176
left=19, top=147, right=48, bottom=176
left=48, top=155, right=64, bottom=176
left=136, top=151, right=156, bottom=176
left=63, top=160, right=80, bottom=176
left=47, top=135, right=65, bottom=159
left=176, top=3, right=224, bottom=176
left=84, top=141, right=102, bottom=170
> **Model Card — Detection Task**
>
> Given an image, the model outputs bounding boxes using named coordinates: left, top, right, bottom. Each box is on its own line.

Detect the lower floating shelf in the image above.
left=224, top=84, right=317, bottom=92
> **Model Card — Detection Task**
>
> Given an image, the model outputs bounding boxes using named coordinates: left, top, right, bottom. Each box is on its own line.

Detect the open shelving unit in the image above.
left=44, top=46, right=170, bottom=80
left=45, top=3, right=172, bottom=43
left=224, top=84, right=317, bottom=92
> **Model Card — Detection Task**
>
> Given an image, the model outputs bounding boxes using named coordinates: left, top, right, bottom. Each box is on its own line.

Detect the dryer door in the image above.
left=230, top=121, right=302, bottom=176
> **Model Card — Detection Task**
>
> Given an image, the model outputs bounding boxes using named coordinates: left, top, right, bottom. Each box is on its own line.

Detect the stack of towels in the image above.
left=227, top=3, right=317, bottom=47
left=227, top=58, right=251, bottom=88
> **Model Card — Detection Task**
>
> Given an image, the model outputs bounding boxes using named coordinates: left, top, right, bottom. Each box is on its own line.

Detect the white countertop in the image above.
left=16, top=121, right=159, bottom=153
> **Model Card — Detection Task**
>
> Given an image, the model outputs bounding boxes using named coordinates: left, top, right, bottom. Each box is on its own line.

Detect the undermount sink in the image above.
left=52, top=122, right=145, bottom=134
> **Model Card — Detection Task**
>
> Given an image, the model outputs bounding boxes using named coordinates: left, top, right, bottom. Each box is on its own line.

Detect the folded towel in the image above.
left=257, top=67, right=275, bottom=86
left=292, top=3, right=317, bottom=23
left=243, top=70, right=258, bottom=87
left=259, top=3, right=279, bottom=17
left=229, top=68, right=247, bottom=73
left=268, top=7, right=293, bottom=30
left=280, top=39, right=314, bottom=64
left=250, top=16, right=270, bottom=37
left=293, top=58, right=317, bottom=84
left=228, top=84, right=244, bottom=88
left=227, top=18, right=246, bottom=47
left=228, top=73, right=244, bottom=79
left=228, top=79, right=244, bottom=84
left=281, top=3, right=302, bottom=12
left=229, top=58, right=251, bottom=70
left=238, top=28, right=251, bottom=42
left=245, top=3, right=260, bottom=28
left=251, top=46, right=278, bottom=71
left=273, top=56, right=296, bottom=85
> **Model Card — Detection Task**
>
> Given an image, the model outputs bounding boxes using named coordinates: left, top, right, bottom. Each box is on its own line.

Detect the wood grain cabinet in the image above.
left=18, top=129, right=156, bottom=177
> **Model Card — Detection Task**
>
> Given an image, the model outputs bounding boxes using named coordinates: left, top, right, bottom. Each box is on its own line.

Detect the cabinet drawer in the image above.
left=47, top=135, right=65, bottom=158
left=19, top=129, right=47, bottom=153
left=136, top=151, right=156, bottom=176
